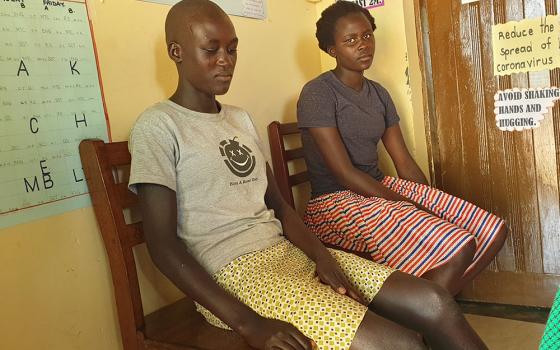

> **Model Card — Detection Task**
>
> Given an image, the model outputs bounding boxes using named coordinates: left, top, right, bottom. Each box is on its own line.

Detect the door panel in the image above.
left=418, top=0, right=560, bottom=306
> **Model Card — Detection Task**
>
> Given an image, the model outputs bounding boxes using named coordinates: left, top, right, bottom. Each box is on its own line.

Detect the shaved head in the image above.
left=164, top=0, right=238, bottom=103
left=165, top=0, right=229, bottom=46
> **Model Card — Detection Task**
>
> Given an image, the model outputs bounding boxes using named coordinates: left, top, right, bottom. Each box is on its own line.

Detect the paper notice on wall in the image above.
left=0, top=0, right=109, bottom=228
left=338, top=0, right=385, bottom=10
left=139, top=0, right=267, bottom=20
left=494, top=87, right=560, bottom=131
left=492, top=15, right=560, bottom=76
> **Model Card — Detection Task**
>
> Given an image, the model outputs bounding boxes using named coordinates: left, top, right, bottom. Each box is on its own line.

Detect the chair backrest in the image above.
left=79, top=139, right=147, bottom=350
left=267, top=121, right=309, bottom=208
left=267, top=122, right=374, bottom=261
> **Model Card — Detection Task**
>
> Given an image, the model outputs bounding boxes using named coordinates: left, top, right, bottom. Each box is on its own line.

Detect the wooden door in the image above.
left=416, top=0, right=560, bottom=307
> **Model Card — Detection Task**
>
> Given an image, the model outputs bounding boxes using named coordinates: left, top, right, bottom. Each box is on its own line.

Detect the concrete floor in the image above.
left=466, top=314, right=546, bottom=350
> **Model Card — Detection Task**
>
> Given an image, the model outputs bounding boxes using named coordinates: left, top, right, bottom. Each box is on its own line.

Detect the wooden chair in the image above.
left=79, top=139, right=252, bottom=350
left=267, top=121, right=371, bottom=260
left=267, top=121, right=309, bottom=208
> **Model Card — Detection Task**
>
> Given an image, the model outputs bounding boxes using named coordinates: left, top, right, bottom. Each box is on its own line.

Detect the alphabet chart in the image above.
left=0, top=0, right=109, bottom=228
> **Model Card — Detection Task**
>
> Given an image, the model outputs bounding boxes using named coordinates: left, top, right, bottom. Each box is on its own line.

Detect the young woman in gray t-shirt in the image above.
left=297, top=1, right=507, bottom=297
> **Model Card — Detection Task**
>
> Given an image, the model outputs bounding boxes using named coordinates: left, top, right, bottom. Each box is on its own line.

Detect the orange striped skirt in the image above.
left=304, top=176, right=505, bottom=277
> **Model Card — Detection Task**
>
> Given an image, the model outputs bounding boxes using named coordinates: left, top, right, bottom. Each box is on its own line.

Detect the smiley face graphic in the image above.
left=219, top=137, right=256, bottom=177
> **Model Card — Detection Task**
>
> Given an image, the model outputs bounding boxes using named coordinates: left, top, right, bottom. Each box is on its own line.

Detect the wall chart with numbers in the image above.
left=0, top=0, right=109, bottom=228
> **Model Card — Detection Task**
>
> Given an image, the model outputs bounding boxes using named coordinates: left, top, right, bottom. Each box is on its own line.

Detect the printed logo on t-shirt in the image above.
left=219, top=137, right=256, bottom=177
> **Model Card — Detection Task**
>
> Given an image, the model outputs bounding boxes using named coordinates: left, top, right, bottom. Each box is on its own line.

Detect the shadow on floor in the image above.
left=466, top=314, right=545, bottom=350
left=458, top=300, right=550, bottom=324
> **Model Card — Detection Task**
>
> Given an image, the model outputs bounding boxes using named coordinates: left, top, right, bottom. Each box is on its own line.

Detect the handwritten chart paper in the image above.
left=494, top=87, right=560, bottom=131
left=139, top=0, right=267, bottom=20
left=0, top=0, right=109, bottom=228
left=492, top=15, right=560, bottom=76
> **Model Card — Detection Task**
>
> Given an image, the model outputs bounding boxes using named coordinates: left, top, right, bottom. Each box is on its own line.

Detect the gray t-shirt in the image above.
left=128, top=100, right=284, bottom=274
left=297, top=71, right=400, bottom=197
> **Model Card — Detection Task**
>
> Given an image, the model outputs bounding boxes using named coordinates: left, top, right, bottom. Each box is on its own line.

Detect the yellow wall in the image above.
left=0, top=1, right=320, bottom=349
left=0, top=1, right=428, bottom=350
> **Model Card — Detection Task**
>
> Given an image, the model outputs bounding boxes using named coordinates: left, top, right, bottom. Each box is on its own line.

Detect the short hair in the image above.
left=165, top=0, right=227, bottom=46
left=316, top=1, right=376, bottom=53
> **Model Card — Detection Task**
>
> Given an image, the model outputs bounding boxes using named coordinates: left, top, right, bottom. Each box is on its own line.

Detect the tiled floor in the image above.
left=466, top=314, right=546, bottom=350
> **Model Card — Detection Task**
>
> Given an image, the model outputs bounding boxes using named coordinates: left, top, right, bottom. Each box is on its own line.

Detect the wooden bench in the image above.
left=79, top=139, right=252, bottom=350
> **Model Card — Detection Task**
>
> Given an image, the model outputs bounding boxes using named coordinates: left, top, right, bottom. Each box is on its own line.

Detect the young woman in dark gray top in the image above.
left=297, top=1, right=507, bottom=296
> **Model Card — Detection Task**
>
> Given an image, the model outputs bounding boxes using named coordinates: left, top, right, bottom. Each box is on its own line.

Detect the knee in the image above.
left=418, top=282, right=461, bottom=329
left=391, top=333, right=427, bottom=350
left=461, top=239, right=476, bottom=261
left=406, top=333, right=428, bottom=350
left=448, top=239, right=476, bottom=268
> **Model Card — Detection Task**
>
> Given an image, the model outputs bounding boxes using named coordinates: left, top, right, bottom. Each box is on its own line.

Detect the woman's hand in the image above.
left=314, top=251, right=367, bottom=305
left=240, top=316, right=317, bottom=350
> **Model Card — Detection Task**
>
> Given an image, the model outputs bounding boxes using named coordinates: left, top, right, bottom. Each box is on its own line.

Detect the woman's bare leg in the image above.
left=423, top=225, right=508, bottom=295
left=350, top=311, right=426, bottom=350
left=422, top=239, right=476, bottom=295
left=369, top=271, right=487, bottom=350
left=460, top=225, right=507, bottom=282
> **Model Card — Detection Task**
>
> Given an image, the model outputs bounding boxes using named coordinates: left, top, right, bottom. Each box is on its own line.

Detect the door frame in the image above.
left=412, top=0, right=440, bottom=188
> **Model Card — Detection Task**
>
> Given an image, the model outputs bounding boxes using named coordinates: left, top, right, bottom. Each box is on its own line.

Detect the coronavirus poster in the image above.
left=494, top=87, right=560, bottom=131
left=492, top=15, right=560, bottom=76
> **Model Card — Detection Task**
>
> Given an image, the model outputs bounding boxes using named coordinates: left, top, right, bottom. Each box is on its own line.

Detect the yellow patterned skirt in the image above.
left=196, top=240, right=394, bottom=350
